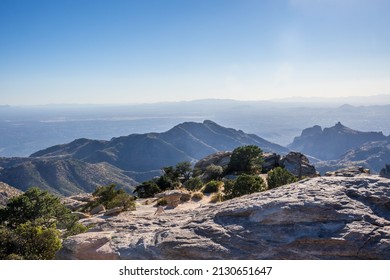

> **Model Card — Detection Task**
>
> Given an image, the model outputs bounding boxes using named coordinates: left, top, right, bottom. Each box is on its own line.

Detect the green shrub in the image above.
left=202, top=180, right=223, bottom=193
left=106, top=192, right=136, bottom=210
left=133, top=181, right=161, bottom=198
left=156, top=198, right=168, bottom=206
left=184, top=177, right=204, bottom=191
left=228, top=174, right=266, bottom=198
left=222, top=179, right=235, bottom=199
left=204, top=164, right=224, bottom=181
left=0, top=222, right=61, bottom=260
left=267, top=167, right=297, bottom=189
left=84, top=184, right=136, bottom=212
left=227, top=145, right=263, bottom=174
left=0, top=187, right=87, bottom=260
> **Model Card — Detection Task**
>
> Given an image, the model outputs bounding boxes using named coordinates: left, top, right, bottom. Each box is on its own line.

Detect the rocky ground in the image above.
left=57, top=174, right=390, bottom=260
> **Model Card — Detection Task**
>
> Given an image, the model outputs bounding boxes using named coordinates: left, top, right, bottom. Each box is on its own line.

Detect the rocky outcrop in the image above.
left=280, top=152, right=317, bottom=177
left=262, top=153, right=281, bottom=172
left=57, top=175, right=390, bottom=260
left=325, top=166, right=370, bottom=177
left=62, top=193, right=94, bottom=211
left=0, top=182, right=22, bottom=206
left=155, top=190, right=186, bottom=207
left=194, top=151, right=232, bottom=172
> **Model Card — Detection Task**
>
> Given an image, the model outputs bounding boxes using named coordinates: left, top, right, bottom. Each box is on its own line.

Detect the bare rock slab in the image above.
left=58, top=175, right=390, bottom=260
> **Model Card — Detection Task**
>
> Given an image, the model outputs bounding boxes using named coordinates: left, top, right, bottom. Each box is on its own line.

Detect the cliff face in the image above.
left=57, top=174, right=390, bottom=260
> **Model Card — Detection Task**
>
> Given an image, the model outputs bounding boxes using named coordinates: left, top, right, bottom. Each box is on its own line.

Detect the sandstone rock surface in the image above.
left=90, top=204, right=106, bottom=215
left=57, top=175, right=390, bottom=260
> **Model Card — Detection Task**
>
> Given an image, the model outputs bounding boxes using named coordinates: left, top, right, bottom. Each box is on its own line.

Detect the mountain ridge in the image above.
left=289, top=122, right=387, bottom=160
left=31, top=120, right=289, bottom=172
left=1, top=120, right=288, bottom=195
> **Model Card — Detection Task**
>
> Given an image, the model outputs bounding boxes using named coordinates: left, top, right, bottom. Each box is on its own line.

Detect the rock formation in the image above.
left=57, top=174, right=390, bottom=260
left=155, top=190, right=188, bottom=207
left=262, top=153, right=281, bottom=172
left=280, top=152, right=317, bottom=177
left=193, top=151, right=232, bottom=172
left=325, top=166, right=370, bottom=177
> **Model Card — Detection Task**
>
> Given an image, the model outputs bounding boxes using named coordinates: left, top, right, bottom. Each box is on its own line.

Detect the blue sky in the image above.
left=1, top=0, right=389, bottom=105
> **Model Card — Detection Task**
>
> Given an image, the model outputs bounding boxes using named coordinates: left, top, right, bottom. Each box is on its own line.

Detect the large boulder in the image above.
left=58, top=175, right=390, bottom=260
left=262, top=152, right=281, bottom=172
left=194, top=151, right=232, bottom=172
left=280, top=152, right=317, bottom=177
left=155, top=190, right=184, bottom=207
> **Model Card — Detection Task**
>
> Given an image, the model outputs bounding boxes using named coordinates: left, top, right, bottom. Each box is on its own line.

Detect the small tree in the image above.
left=175, top=161, right=192, bottom=181
left=156, top=174, right=174, bottom=191
left=0, top=187, right=86, bottom=260
left=267, top=167, right=297, bottom=189
left=228, top=145, right=263, bottom=174
left=86, top=184, right=136, bottom=211
left=133, top=181, right=161, bottom=198
left=229, top=174, right=266, bottom=198
left=0, top=187, right=82, bottom=231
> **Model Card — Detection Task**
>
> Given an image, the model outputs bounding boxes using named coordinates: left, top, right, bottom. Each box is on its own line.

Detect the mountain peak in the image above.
left=289, top=123, right=387, bottom=160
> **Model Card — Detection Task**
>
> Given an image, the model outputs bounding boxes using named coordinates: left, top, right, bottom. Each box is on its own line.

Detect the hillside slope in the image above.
left=316, top=140, right=390, bottom=174
left=0, top=158, right=138, bottom=196
left=31, top=120, right=289, bottom=172
left=0, top=182, right=22, bottom=206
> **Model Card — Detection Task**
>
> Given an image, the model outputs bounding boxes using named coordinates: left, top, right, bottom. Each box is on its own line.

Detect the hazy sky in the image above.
left=1, top=0, right=390, bottom=105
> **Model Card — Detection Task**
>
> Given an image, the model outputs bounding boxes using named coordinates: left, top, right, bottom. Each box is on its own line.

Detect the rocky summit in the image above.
left=57, top=174, right=390, bottom=260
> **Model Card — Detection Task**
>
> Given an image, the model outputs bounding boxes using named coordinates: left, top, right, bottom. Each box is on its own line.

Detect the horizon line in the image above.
left=2, top=93, right=390, bottom=107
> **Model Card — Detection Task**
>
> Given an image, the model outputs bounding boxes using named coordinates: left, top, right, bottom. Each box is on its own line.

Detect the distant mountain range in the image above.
left=1, top=100, right=390, bottom=157
left=0, top=119, right=389, bottom=196
left=31, top=120, right=288, bottom=172
left=288, top=122, right=390, bottom=174
left=288, top=122, right=388, bottom=160
left=0, top=120, right=288, bottom=195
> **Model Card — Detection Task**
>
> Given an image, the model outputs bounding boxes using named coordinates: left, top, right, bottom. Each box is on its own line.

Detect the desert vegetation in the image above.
left=133, top=145, right=302, bottom=204
left=0, top=187, right=87, bottom=259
